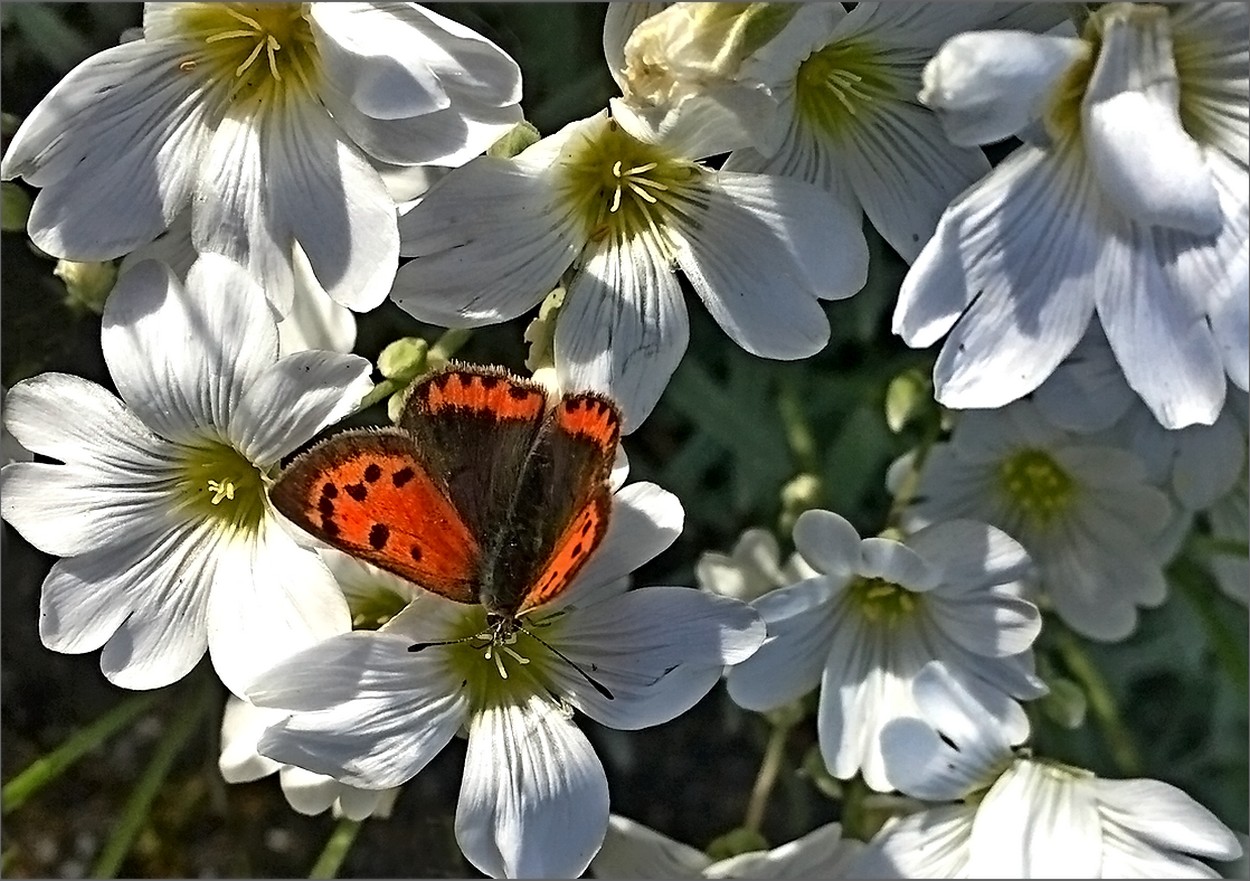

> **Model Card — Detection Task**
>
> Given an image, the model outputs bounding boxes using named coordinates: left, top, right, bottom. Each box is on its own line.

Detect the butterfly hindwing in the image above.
left=483, top=391, right=621, bottom=615
left=269, top=429, right=480, bottom=603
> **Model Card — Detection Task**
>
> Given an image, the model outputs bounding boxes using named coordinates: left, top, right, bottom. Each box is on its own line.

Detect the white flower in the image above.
left=120, top=211, right=356, bottom=356
left=1, top=2, right=523, bottom=314
left=695, top=527, right=817, bottom=603
left=1034, top=326, right=1249, bottom=513
left=249, top=482, right=765, bottom=878
left=893, top=399, right=1175, bottom=641
left=0, top=254, right=373, bottom=695
left=389, top=104, right=868, bottom=431
left=896, top=3, right=1249, bottom=429
left=220, top=695, right=400, bottom=821
left=856, top=663, right=1243, bottom=878
left=1, top=387, right=32, bottom=466
left=219, top=550, right=417, bottom=818
left=724, top=509, right=1044, bottom=793
left=591, top=814, right=864, bottom=879
left=717, top=2, right=1062, bottom=264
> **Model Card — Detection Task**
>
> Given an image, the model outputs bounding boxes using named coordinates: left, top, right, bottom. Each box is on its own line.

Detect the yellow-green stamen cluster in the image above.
left=848, top=576, right=921, bottom=626
left=174, top=441, right=266, bottom=534
left=347, top=587, right=412, bottom=630
left=175, top=3, right=320, bottom=108
left=996, top=448, right=1077, bottom=528
left=794, top=40, right=899, bottom=143
left=558, top=119, right=703, bottom=252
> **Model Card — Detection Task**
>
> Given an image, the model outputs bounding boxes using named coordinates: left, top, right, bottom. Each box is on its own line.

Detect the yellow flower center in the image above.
left=175, top=3, right=320, bottom=107
left=848, top=576, right=921, bottom=626
left=558, top=118, right=704, bottom=250
left=175, top=441, right=266, bottom=535
left=997, top=448, right=1076, bottom=528
left=794, top=40, right=899, bottom=142
left=432, top=608, right=550, bottom=700
left=348, top=585, right=412, bottom=630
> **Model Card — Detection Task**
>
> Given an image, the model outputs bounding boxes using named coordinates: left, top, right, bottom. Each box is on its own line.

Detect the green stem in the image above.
left=92, top=677, right=214, bottom=878
left=777, top=375, right=819, bottom=477
left=427, top=327, right=474, bottom=366
left=1055, top=627, right=1142, bottom=776
left=3, top=691, right=161, bottom=815
left=309, top=817, right=363, bottom=880
left=839, top=775, right=873, bottom=842
left=358, top=377, right=402, bottom=411
left=743, top=719, right=793, bottom=834
left=1172, top=557, right=1249, bottom=689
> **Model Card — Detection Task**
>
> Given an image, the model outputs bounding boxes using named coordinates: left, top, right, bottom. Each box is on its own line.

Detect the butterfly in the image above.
left=269, top=365, right=621, bottom=656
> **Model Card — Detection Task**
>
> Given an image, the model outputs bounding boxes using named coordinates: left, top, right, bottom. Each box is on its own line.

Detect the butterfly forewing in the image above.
left=269, top=430, right=480, bottom=602
left=400, top=368, right=549, bottom=543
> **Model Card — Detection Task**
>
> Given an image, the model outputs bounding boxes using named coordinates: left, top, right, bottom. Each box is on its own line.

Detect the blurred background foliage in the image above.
left=1, top=3, right=1245, bottom=878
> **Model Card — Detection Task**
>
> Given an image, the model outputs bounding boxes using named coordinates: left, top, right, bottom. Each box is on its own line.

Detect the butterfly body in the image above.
left=270, top=366, right=621, bottom=634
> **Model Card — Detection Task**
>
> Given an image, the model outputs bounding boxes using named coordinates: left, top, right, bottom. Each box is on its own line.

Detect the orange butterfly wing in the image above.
left=269, top=429, right=480, bottom=603
left=514, top=392, right=621, bottom=614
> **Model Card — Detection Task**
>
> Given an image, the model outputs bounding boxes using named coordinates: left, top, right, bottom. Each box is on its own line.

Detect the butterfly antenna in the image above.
left=408, top=634, right=477, bottom=652
left=519, top=624, right=615, bottom=701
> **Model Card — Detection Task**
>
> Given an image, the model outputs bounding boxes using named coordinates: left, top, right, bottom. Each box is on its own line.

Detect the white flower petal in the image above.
left=323, top=83, right=523, bottom=167
left=1095, top=221, right=1227, bottom=429
left=264, top=96, right=400, bottom=311
left=192, top=112, right=294, bottom=315
left=1083, top=5, right=1221, bottom=235
left=278, top=766, right=341, bottom=816
left=94, top=521, right=220, bottom=690
left=552, top=587, right=763, bottom=728
left=253, top=632, right=468, bottom=788
left=1092, top=778, right=1243, bottom=862
left=1172, top=415, right=1247, bottom=509
left=102, top=257, right=279, bottom=444
left=841, top=103, right=991, bottom=263
left=555, top=237, right=688, bottom=433
left=312, top=3, right=519, bottom=121
left=906, top=519, right=1033, bottom=595
left=277, top=246, right=358, bottom=355
left=921, top=31, right=1087, bottom=146
left=592, top=813, right=710, bottom=879
left=392, top=158, right=580, bottom=326
left=207, top=524, right=351, bottom=697
left=231, top=351, right=371, bottom=464
left=219, top=696, right=284, bottom=783
left=333, top=783, right=400, bottom=821
left=725, top=578, right=837, bottom=712
left=861, top=537, right=941, bottom=592
left=792, top=509, right=862, bottom=579
left=672, top=201, right=825, bottom=357
left=967, top=762, right=1103, bottom=877
left=880, top=715, right=979, bottom=802
left=2, top=460, right=174, bottom=559
left=1032, top=325, right=1137, bottom=433
left=850, top=805, right=975, bottom=878
left=309, top=3, right=449, bottom=120
left=899, top=144, right=1099, bottom=409
left=456, top=693, right=609, bottom=879
left=1, top=373, right=167, bottom=470
left=671, top=173, right=860, bottom=358
left=3, top=39, right=210, bottom=259
left=712, top=821, right=864, bottom=879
